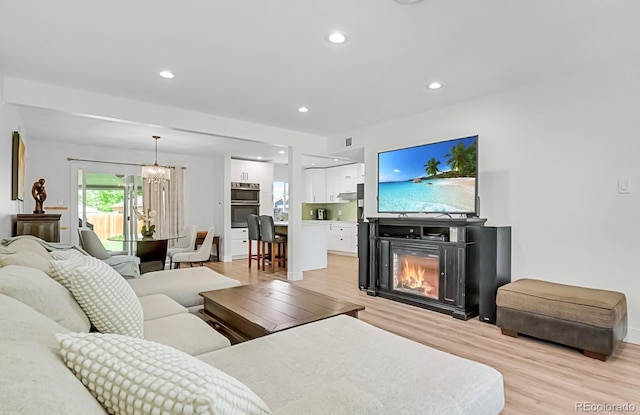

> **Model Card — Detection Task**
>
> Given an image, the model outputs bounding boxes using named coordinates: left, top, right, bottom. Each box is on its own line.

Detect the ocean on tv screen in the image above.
left=378, top=177, right=476, bottom=213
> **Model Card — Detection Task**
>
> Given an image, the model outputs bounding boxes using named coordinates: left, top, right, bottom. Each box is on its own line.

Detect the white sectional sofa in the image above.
left=0, top=237, right=505, bottom=414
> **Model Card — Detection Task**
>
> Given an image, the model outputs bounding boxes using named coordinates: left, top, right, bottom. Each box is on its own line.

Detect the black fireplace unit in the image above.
left=360, top=217, right=510, bottom=320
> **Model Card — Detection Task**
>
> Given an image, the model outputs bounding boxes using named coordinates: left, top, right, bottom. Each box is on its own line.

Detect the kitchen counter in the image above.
left=269, top=221, right=327, bottom=271
left=301, top=221, right=327, bottom=270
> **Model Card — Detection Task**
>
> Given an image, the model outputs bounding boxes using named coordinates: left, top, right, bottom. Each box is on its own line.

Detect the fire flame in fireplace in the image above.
left=395, top=257, right=439, bottom=299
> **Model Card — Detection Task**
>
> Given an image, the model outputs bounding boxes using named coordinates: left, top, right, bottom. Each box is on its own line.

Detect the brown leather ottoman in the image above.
left=496, top=279, right=627, bottom=361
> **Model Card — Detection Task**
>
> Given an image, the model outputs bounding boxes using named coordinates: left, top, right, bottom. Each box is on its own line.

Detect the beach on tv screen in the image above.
left=378, top=136, right=477, bottom=213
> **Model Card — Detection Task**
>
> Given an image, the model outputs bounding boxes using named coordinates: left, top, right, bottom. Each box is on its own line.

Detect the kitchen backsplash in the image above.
left=302, top=201, right=357, bottom=221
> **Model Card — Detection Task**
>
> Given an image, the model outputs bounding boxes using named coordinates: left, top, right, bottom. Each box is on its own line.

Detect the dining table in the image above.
left=107, top=235, right=183, bottom=273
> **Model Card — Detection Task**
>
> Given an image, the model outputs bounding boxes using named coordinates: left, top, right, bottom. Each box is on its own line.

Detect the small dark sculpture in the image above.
left=31, top=178, right=47, bottom=214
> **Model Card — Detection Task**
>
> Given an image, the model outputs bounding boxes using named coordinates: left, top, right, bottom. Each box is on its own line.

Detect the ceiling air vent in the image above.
left=345, top=137, right=352, bottom=147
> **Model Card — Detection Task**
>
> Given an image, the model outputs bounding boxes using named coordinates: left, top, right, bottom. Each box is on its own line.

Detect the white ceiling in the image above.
left=1, top=0, right=640, bottom=164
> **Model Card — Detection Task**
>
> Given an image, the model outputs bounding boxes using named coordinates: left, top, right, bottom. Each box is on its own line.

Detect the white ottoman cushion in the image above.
left=139, top=294, right=188, bottom=321
left=128, top=267, right=241, bottom=309
left=144, top=313, right=231, bottom=355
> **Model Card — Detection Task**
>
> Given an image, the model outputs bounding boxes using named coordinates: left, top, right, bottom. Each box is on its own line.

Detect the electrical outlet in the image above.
left=309, top=210, right=313, bottom=215
left=338, top=210, right=342, bottom=215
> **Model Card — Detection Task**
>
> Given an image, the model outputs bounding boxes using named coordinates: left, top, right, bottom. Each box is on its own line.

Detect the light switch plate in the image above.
left=618, top=178, right=631, bottom=194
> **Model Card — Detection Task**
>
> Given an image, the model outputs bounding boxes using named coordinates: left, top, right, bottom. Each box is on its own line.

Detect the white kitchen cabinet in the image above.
left=340, top=163, right=360, bottom=180
left=230, top=227, right=249, bottom=257
left=230, top=160, right=246, bottom=182
left=338, top=177, right=357, bottom=193
left=326, top=221, right=356, bottom=254
left=304, top=163, right=363, bottom=203
left=303, top=168, right=327, bottom=203
left=325, top=167, right=341, bottom=202
left=230, top=159, right=274, bottom=216
left=231, top=159, right=273, bottom=185
left=331, top=164, right=360, bottom=198
left=230, top=227, right=260, bottom=257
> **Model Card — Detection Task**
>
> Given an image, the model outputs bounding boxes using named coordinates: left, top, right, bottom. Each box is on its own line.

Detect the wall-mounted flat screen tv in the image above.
left=378, top=135, right=478, bottom=215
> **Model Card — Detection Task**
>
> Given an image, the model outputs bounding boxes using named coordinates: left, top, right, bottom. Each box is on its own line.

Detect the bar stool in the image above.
left=247, top=214, right=261, bottom=268
left=259, top=215, right=287, bottom=273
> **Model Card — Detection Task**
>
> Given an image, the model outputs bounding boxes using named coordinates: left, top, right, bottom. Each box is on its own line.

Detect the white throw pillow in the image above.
left=57, top=332, right=272, bottom=415
left=0, top=250, right=52, bottom=275
left=2, top=236, right=51, bottom=259
left=0, top=265, right=90, bottom=332
left=50, top=256, right=144, bottom=338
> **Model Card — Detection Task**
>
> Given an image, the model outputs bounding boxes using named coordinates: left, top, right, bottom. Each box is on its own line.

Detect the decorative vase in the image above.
left=141, top=225, right=155, bottom=240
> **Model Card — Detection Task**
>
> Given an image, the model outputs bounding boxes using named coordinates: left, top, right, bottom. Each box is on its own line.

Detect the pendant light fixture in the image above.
left=141, top=135, right=171, bottom=182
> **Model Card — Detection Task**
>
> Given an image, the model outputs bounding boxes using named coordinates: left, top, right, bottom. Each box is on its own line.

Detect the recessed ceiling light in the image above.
left=311, top=163, right=316, bottom=166
left=326, top=32, right=348, bottom=44
left=257, top=156, right=263, bottom=160
left=427, top=82, right=442, bottom=89
left=394, top=0, right=423, bottom=4
left=298, top=107, right=310, bottom=113
left=333, top=158, right=339, bottom=161
left=278, top=150, right=286, bottom=154
left=159, top=70, right=174, bottom=79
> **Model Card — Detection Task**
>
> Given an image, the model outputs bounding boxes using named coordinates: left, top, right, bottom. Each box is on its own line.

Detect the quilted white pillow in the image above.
left=50, top=256, right=144, bottom=338
left=50, top=249, right=86, bottom=261
left=57, top=332, right=272, bottom=415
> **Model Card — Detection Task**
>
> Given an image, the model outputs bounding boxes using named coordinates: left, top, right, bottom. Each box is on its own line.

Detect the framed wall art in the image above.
left=12, top=131, right=26, bottom=201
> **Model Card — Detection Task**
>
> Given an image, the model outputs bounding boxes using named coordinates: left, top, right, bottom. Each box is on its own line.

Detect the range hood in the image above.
left=336, top=192, right=357, bottom=200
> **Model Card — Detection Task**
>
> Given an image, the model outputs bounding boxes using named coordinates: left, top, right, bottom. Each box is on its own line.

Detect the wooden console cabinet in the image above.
left=14, top=214, right=62, bottom=242
left=362, top=217, right=510, bottom=320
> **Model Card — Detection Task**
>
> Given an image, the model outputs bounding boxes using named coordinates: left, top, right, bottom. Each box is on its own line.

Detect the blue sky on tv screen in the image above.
left=378, top=136, right=477, bottom=183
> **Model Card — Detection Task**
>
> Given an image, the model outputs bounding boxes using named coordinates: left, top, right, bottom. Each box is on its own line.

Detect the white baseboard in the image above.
left=327, top=250, right=357, bottom=257
left=624, top=326, right=640, bottom=345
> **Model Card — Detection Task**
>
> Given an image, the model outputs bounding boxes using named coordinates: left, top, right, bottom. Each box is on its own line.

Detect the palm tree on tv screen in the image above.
left=445, top=140, right=477, bottom=177
left=424, top=157, right=441, bottom=178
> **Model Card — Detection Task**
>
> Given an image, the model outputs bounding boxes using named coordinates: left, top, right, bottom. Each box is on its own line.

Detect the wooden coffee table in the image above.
left=199, top=280, right=365, bottom=344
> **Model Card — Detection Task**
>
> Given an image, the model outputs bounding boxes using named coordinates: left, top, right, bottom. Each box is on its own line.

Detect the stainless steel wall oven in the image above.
left=231, top=182, right=260, bottom=204
left=231, top=182, right=260, bottom=228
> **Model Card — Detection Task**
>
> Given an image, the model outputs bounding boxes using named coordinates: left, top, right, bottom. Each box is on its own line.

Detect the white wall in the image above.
left=25, top=140, right=224, bottom=246
left=273, top=164, right=288, bottom=182
left=340, top=55, right=640, bottom=344
left=0, top=82, right=27, bottom=237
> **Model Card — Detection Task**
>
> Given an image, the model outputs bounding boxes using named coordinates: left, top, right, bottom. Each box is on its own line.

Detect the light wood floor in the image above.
left=205, top=254, right=640, bottom=414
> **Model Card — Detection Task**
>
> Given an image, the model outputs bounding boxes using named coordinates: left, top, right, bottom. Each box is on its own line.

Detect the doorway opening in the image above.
left=78, top=170, right=142, bottom=253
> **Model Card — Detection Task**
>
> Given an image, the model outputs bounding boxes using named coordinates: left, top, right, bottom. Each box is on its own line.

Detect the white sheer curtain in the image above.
left=142, top=167, right=184, bottom=241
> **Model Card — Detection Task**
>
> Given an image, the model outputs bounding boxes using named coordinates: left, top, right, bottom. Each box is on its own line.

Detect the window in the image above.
left=273, top=181, right=288, bottom=220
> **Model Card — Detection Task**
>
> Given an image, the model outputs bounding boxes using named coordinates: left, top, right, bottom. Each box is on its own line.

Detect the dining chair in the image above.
left=78, top=228, right=127, bottom=258
left=259, top=215, right=287, bottom=273
left=166, top=225, right=197, bottom=269
left=246, top=214, right=261, bottom=268
left=172, top=226, right=215, bottom=268
left=77, top=228, right=140, bottom=278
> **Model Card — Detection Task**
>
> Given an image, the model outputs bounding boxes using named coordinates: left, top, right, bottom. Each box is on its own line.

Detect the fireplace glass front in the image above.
left=392, top=248, right=440, bottom=300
